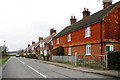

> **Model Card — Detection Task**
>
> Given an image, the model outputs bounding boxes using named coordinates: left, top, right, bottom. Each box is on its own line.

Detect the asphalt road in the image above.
left=2, top=56, right=113, bottom=78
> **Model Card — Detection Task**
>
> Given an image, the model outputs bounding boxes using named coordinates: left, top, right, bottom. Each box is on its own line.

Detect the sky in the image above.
left=0, top=0, right=119, bottom=51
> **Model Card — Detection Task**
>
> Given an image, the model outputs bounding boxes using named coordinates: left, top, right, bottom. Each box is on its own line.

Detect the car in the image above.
left=16, top=54, right=20, bottom=57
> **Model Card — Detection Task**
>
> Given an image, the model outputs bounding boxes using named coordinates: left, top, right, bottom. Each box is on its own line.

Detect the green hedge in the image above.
left=108, top=50, right=120, bottom=70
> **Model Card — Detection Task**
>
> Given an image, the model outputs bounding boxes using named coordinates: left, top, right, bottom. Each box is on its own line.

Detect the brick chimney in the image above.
left=50, top=28, right=56, bottom=35
left=28, top=44, right=30, bottom=47
left=82, top=8, right=90, bottom=19
left=39, top=37, right=43, bottom=41
left=32, top=41, right=35, bottom=45
left=103, top=0, right=112, bottom=9
left=70, top=16, right=76, bottom=24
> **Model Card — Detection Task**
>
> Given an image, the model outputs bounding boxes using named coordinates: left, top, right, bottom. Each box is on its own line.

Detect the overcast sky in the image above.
left=0, top=0, right=119, bottom=51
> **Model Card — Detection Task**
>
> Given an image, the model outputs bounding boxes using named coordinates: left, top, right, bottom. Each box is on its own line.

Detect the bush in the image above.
left=56, top=46, right=64, bottom=56
left=25, top=54, right=37, bottom=59
left=108, top=50, right=120, bottom=70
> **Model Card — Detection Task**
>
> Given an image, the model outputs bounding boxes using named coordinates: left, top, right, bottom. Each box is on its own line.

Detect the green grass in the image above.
left=0, top=56, right=10, bottom=66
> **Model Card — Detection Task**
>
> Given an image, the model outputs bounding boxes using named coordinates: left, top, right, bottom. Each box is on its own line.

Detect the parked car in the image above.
left=16, top=54, right=20, bottom=57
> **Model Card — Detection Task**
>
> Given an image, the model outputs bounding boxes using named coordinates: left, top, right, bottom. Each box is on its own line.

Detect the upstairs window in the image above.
left=40, top=42, right=42, bottom=47
left=85, top=27, right=90, bottom=38
left=86, top=44, right=91, bottom=55
left=68, top=33, right=71, bottom=42
left=57, top=38, right=59, bottom=44
left=43, top=42, right=45, bottom=47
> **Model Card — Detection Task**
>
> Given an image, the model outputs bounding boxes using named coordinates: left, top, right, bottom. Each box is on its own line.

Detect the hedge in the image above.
left=108, top=50, right=120, bottom=70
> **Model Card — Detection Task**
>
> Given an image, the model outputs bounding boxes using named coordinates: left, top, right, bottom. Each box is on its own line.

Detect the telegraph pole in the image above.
left=4, top=40, right=5, bottom=46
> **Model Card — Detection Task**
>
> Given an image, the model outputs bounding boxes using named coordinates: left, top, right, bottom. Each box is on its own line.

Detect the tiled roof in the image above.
left=43, top=33, right=56, bottom=43
left=53, top=1, right=120, bottom=39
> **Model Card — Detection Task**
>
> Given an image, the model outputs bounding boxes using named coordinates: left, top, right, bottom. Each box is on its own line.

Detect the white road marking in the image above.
left=20, top=61, right=25, bottom=64
left=26, top=65, right=47, bottom=78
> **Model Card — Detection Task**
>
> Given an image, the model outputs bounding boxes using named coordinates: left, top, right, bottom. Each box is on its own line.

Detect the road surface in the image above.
left=2, top=56, right=113, bottom=78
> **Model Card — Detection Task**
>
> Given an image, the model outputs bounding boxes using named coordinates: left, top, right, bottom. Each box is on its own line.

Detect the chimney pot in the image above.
left=70, top=16, right=77, bottom=24
left=50, top=28, right=56, bottom=35
left=39, top=37, right=43, bottom=41
left=84, top=8, right=86, bottom=11
left=28, top=44, right=30, bottom=47
left=74, top=16, right=75, bottom=19
left=82, top=8, right=90, bottom=19
left=87, top=8, right=89, bottom=11
left=71, top=16, right=73, bottom=19
left=32, top=41, right=35, bottom=45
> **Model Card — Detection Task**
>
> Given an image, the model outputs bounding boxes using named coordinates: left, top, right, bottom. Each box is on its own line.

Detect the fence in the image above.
left=52, top=52, right=108, bottom=69
left=77, top=53, right=108, bottom=68
left=52, top=56, right=75, bottom=65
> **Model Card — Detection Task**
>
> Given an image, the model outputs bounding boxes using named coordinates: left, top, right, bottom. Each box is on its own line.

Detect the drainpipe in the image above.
left=100, top=19, right=103, bottom=60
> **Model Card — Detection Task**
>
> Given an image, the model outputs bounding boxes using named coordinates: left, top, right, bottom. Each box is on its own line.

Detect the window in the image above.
left=51, top=40, right=53, bottom=45
left=43, top=42, right=45, bottom=47
left=40, top=42, right=42, bottom=47
left=86, top=44, right=91, bottom=55
left=40, top=51, right=43, bottom=54
left=57, top=38, right=59, bottom=44
left=32, top=46, right=34, bottom=50
left=106, top=45, right=113, bottom=52
left=68, top=33, right=71, bottom=42
left=68, top=47, right=71, bottom=55
left=85, top=27, right=90, bottom=38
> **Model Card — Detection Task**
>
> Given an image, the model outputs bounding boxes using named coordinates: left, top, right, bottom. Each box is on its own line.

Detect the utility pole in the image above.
left=3, top=40, right=6, bottom=54
left=4, top=40, right=5, bottom=46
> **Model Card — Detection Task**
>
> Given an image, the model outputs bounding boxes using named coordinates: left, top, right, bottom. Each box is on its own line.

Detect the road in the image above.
left=2, top=56, right=113, bottom=78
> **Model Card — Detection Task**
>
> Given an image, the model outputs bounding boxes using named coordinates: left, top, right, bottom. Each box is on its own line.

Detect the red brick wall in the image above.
left=102, top=3, right=120, bottom=52
left=53, top=22, right=102, bottom=55
left=103, top=3, right=120, bottom=41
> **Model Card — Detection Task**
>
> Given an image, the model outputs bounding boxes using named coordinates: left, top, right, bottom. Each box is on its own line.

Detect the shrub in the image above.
left=108, top=50, right=120, bottom=70
left=56, top=46, right=64, bottom=56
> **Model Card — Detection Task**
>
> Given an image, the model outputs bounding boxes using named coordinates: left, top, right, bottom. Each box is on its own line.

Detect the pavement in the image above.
left=30, top=58, right=120, bottom=78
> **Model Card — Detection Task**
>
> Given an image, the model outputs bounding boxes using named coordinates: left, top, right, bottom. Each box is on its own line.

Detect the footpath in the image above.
left=30, top=59, right=120, bottom=78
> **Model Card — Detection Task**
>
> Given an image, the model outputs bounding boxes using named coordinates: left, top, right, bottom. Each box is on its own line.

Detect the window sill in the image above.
left=85, top=35, right=90, bottom=38
left=86, top=53, right=91, bottom=55
left=68, top=40, right=71, bottom=42
left=68, top=54, right=71, bottom=56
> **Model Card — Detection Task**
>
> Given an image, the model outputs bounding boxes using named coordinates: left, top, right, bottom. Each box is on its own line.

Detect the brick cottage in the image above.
left=51, top=0, right=120, bottom=56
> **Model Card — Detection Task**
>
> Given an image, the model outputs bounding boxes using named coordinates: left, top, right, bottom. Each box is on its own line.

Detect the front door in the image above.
left=106, top=45, right=113, bottom=52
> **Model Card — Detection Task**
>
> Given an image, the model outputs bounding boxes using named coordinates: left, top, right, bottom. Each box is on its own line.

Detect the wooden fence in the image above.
left=77, top=53, right=108, bottom=68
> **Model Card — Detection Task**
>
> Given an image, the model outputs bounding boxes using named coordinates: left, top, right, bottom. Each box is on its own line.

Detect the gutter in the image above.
left=100, top=19, right=103, bottom=58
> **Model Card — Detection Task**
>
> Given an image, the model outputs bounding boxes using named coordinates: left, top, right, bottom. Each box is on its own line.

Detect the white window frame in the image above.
left=43, top=42, right=45, bottom=47
left=68, top=47, right=71, bottom=55
left=86, top=44, right=91, bottom=55
left=32, top=46, right=34, bottom=50
left=68, top=33, right=71, bottom=42
left=57, top=38, right=59, bottom=44
left=40, top=42, right=42, bottom=47
left=40, top=51, right=43, bottom=54
left=85, top=27, right=90, bottom=38
left=106, top=45, right=114, bottom=52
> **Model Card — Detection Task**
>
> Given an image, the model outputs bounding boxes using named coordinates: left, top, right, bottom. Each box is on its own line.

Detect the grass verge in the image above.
left=0, top=56, right=10, bottom=66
